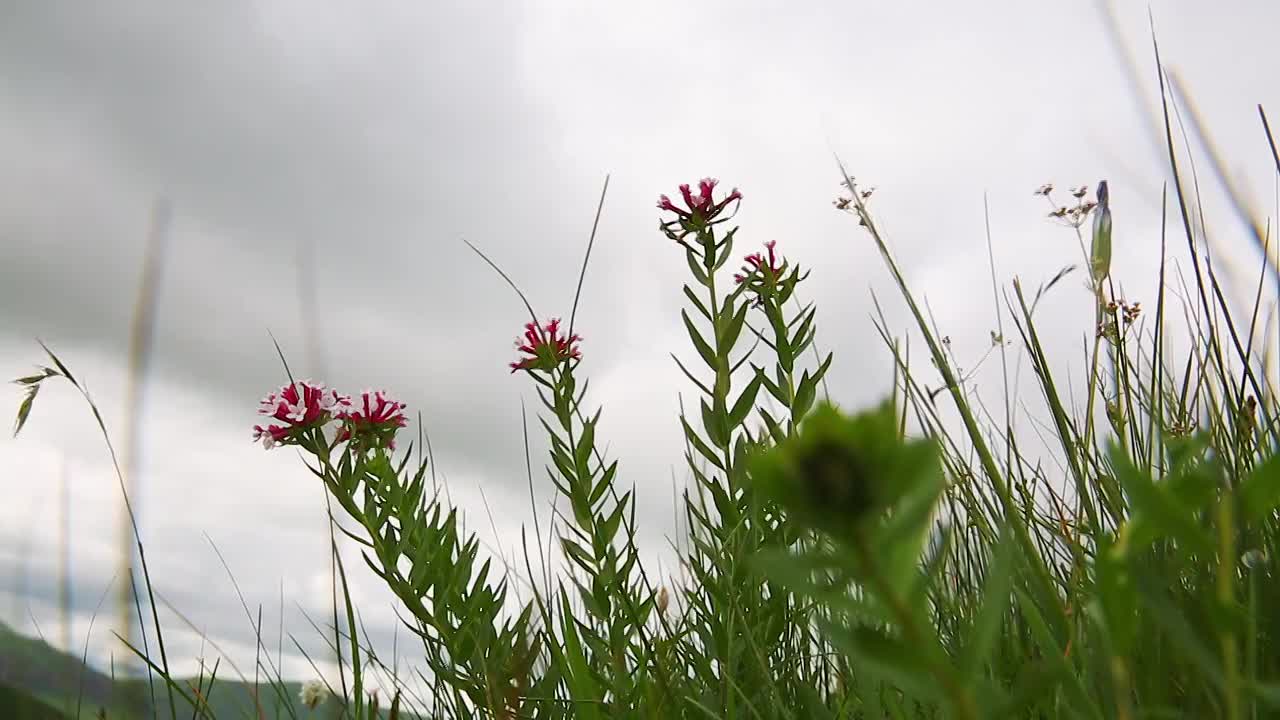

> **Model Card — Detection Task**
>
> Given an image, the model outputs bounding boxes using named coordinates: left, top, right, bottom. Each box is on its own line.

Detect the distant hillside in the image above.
left=0, top=681, right=73, bottom=720
left=0, top=619, right=122, bottom=716
left=0, top=620, right=313, bottom=719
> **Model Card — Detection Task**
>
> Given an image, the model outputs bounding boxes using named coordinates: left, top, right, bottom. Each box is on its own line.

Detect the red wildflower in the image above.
left=510, top=318, right=582, bottom=373
left=253, top=380, right=349, bottom=449
left=734, top=240, right=783, bottom=284
left=656, top=177, right=742, bottom=223
left=336, top=389, right=408, bottom=452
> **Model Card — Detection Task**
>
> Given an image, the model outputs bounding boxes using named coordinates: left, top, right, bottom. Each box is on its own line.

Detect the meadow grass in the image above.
left=10, top=42, right=1280, bottom=720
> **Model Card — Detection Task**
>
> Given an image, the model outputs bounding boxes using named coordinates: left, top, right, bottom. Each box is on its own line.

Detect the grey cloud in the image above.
left=0, top=0, right=580, bottom=455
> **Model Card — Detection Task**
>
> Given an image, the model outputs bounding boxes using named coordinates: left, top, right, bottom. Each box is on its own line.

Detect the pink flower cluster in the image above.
left=657, top=178, right=742, bottom=226
left=337, top=389, right=409, bottom=452
left=510, top=318, right=582, bottom=373
left=252, top=380, right=407, bottom=453
left=253, top=381, right=348, bottom=449
left=735, top=240, right=783, bottom=284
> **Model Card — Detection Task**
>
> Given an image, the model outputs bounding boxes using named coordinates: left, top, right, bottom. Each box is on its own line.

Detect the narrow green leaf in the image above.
left=792, top=371, right=817, bottom=421
left=561, top=537, right=596, bottom=573
left=575, top=417, right=596, bottom=469
left=1094, top=540, right=1138, bottom=654
left=759, top=408, right=787, bottom=445
left=550, top=447, right=578, bottom=489
left=751, top=550, right=817, bottom=600
left=1131, top=565, right=1227, bottom=692
left=589, top=460, right=619, bottom=506
left=683, top=283, right=712, bottom=321
left=993, top=660, right=1062, bottom=718
left=813, top=351, right=834, bottom=384
left=670, top=353, right=713, bottom=397
left=682, top=309, right=719, bottom=371
left=681, top=416, right=726, bottom=471
left=1239, top=452, right=1280, bottom=522
left=1011, top=588, right=1098, bottom=716
left=728, top=371, right=764, bottom=428
left=720, top=299, right=750, bottom=351
left=961, top=525, right=1016, bottom=674
left=789, top=309, right=816, bottom=350
left=713, top=236, right=735, bottom=272
left=823, top=623, right=943, bottom=704
left=557, top=592, right=607, bottom=719
left=701, top=398, right=728, bottom=449
left=760, top=370, right=789, bottom=407
left=707, top=476, right=737, bottom=526
left=686, top=249, right=709, bottom=286
left=600, top=495, right=627, bottom=544
left=1109, top=443, right=1213, bottom=556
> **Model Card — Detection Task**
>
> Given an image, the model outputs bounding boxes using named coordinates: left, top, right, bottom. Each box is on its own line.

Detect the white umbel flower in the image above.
left=299, top=679, right=328, bottom=710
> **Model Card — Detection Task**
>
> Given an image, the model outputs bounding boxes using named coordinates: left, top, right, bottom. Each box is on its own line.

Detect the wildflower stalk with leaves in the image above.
left=254, top=376, right=544, bottom=719
left=659, top=179, right=838, bottom=713
left=508, top=316, right=663, bottom=715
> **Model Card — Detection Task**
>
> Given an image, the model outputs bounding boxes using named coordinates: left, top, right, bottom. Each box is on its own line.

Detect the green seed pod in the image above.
left=1091, top=180, right=1112, bottom=287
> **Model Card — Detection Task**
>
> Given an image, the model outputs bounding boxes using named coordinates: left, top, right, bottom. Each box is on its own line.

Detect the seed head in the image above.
left=299, top=679, right=328, bottom=710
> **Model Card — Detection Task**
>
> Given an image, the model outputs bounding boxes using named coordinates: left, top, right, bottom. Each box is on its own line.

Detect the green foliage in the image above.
left=14, top=48, right=1280, bottom=720
left=747, top=399, right=940, bottom=541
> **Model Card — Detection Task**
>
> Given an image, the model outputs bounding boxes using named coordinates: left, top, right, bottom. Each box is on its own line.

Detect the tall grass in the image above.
left=10, top=41, right=1280, bottom=720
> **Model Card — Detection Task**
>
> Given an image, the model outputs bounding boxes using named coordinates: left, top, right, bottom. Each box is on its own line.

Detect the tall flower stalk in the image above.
left=659, top=179, right=833, bottom=713
left=510, top=317, right=661, bottom=714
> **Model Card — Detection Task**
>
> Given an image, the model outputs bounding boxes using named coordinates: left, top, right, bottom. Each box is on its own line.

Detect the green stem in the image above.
left=1082, top=293, right=1107, bottom=523
left=851, top=528, right=976, bottom=720
left=1218, top=495, right=1240, bottom=720
left=852, top=190, right=1066, bottom=626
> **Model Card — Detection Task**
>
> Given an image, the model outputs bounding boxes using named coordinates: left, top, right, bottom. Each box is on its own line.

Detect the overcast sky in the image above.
left=2, top=0, right=1278, bottom=689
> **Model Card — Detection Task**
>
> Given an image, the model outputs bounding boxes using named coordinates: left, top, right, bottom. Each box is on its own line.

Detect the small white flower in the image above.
left=299, top=678, right=328, bottom=710
left=1242, top=549, right=1268, bottom=570
left=251, top=428, right=275, bottom=450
